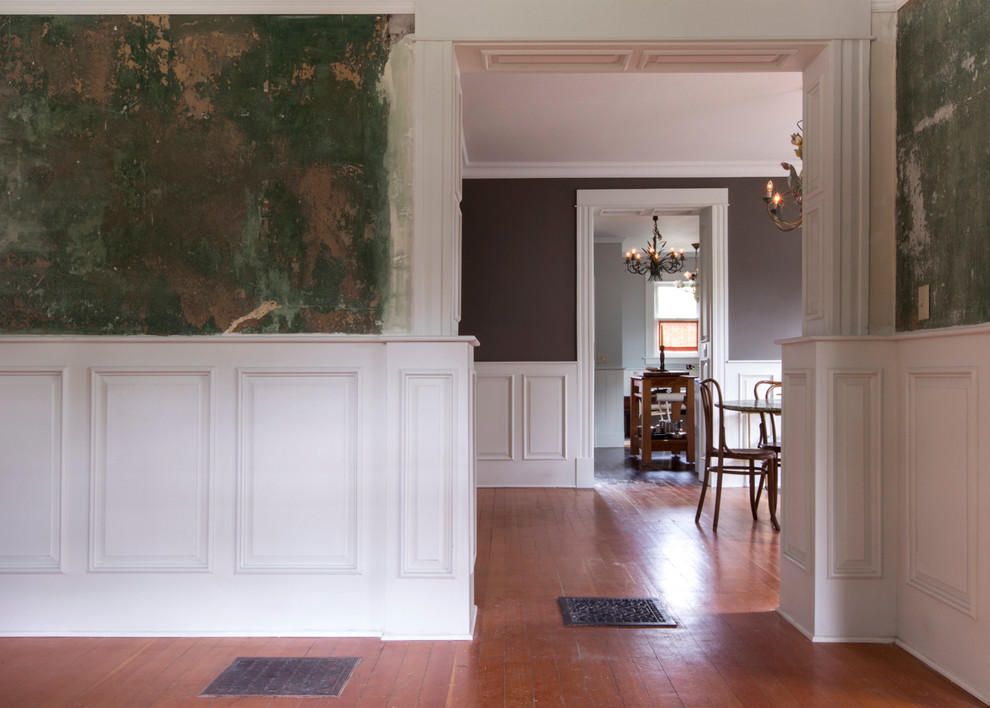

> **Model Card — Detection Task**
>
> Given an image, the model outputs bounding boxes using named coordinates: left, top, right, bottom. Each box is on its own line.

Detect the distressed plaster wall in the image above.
left=896, top=0, right=990, bottom=331
left=0, top=15, right=410, bottom=335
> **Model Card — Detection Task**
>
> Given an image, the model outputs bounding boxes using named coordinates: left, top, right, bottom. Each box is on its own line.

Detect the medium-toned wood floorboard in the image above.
left=0, top=459, right=982, bottom=706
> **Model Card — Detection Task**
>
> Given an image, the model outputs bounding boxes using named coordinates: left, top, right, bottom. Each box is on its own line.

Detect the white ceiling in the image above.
left=460, top=71, right=803, bottom=178
left=456, top=44, right=805, bottom=248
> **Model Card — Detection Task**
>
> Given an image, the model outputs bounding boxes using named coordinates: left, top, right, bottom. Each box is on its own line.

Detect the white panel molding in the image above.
left=828, top=368, right=883, bottom=578
left=640, top=48, right=798, bottom=71
left=0, top=370, right=64, bottom=573
left=523, top=374, right=568, bottom=461
left=475, top=362, right=579, bottom=487
left=475, top=374, right=514, bottom=460
left=237, top=370, right=361, bottom=574
left=400, top=370, right=456, bottom=577
left=803, top=205, right=826, bottom=324
left=781, top=369, right=813, bottom=571
left=91, top=368, right=213, bottom=572
left=905, top=368, right=978, bottom=616
left=0, top=337, right=475, bottom=637
left=482, top=48, right=633, bottom=72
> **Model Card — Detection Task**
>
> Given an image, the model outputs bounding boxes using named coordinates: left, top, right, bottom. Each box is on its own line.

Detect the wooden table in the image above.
left=629, top=372, right=695, bottom=465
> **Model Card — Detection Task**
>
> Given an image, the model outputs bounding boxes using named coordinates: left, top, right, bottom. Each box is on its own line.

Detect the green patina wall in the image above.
left=896, top=0, right=990, bottom=331
left=0, top=14, right=407, bottom=334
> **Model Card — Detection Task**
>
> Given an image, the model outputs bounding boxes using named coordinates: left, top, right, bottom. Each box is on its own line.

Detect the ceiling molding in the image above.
left=639, top=48, right=798, bottom=72
left=0, top=0, right=414, bottom=12
left=481, top=49, right=633, bottom=72
left=463, top=160, right=784, bottom=180
left=457, top=41, right=828, bottom=74
left=871, top=0, right=911, bottom=11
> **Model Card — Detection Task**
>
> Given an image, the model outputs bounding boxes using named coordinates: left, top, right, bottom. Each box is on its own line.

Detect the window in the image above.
left=653, top=282, right=699, bottom=353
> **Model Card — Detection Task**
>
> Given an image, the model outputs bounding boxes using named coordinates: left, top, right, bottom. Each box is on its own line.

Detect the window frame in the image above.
left=647, top=280, right=699, bottom=358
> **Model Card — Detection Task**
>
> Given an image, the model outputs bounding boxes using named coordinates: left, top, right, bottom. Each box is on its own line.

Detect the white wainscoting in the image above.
left=897, top=334, right=988, bottom=702
left=237, top=370, right=360, bottom=573
left=0, top=370, right=63, bottom=572
left=779, top=338, right=898, bottom=643
left=0, top=336, right=476, bottom=639
left=475, top=362, right=583, bottom=487
left=91, top=369, right=213, bottom=573
left=780, top=327, right=990, bottom=703
left=721, top=360, right=782, bottom=449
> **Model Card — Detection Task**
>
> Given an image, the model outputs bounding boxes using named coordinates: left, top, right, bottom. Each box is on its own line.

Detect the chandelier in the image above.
left=624, top=216, right=686, bottom=282
left=676, top=242, right=700, bottom=301
left=763, top=124, right=803, bottom=232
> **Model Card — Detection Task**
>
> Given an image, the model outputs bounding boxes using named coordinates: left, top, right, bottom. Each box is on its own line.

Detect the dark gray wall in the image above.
left=460, top=178, right=802, bottom=362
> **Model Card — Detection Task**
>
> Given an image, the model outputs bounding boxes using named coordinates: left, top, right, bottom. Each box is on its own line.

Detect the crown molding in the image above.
left=0, top=1, right=414, bottom=13
left=871, top=0, right=911, bottom=12
left=463, top=160, right=784, bottom=180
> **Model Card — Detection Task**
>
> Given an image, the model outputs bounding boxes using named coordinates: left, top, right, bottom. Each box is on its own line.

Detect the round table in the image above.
left=720, top=398, right=781, bottom=415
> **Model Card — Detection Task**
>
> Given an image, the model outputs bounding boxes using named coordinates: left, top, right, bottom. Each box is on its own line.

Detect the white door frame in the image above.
left=576, top=189, right=729, bottom=471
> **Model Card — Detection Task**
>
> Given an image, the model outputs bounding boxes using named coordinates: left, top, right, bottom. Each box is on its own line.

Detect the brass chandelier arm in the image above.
left=763, top=198, right=802, bottom=232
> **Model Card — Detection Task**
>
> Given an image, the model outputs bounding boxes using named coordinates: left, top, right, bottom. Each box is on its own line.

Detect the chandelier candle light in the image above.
left=763, top=124, right=803, bottom=231
left=624, top=216, right=687, bottom=282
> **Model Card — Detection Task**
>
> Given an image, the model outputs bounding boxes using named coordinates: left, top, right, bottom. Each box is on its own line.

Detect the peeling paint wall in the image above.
left=0, top=15, right=411, bottom=334
left=896, top=0, right=990, bottom=330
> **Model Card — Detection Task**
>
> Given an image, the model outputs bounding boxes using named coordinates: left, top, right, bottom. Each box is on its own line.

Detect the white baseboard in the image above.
left=895, top=639, right=990, bottom=705
left=775, top=606, right=813, bottom=640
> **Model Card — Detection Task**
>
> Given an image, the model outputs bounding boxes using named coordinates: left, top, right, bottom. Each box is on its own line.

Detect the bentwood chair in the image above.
left=695, top=378, right=779, bottom=532
left=753, top=380, right=782, bottom=456
left=752, top=380, right=782, bottom=508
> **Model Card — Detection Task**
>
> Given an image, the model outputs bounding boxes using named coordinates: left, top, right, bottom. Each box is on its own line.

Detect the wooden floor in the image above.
left=0, top=461, right=982, bottom=707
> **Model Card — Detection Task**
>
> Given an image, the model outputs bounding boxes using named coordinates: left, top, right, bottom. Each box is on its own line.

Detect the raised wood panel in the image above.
left=400, top=371, right=456, bottom=577
left=803, top=59, right=826, bottom=198
left=906, top=369, right=977, bottom=615
left=802, top=204, right=825, bottom=323
left=523, top=375, right=567, bottom=460
left=781, top=370, right=812, bottom=571
left=238, top=371, right=360, bottom=573
left=830, top=370, right=882, bottom=577
left=91, top=370, right=212, bottom=572
left=476, top=374, right=513, bottom=460
left=0, top=371, right=63, bottom=572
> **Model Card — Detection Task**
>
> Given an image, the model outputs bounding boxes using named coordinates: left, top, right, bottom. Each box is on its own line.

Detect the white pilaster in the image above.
left=411, top=40, right=462, bottom=336
left=802, top=39, right=871, bottom=337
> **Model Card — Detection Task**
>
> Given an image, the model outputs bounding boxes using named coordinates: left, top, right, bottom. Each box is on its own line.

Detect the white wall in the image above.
left=0, top=336, right=477, bottom=639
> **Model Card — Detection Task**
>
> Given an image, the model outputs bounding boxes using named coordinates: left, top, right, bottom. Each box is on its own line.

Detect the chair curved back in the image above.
left=698, top=377, right=726, bottom=457
left=753, top=380, right=782, bottom=448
